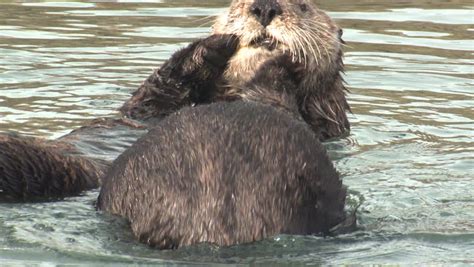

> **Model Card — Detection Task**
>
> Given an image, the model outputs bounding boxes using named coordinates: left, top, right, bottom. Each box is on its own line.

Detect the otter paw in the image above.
left=199, top=34, right=239, bottom=69
left=271, top=54, right=305, bottom=83
left=253, top=54, right=305, bottom=87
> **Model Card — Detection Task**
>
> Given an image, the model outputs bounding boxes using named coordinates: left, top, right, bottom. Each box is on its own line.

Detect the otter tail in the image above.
left=0, top=133, right=108, bottom=202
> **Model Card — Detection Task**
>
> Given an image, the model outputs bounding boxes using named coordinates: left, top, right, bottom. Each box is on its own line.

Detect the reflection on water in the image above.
left=0, top=0, right=473, bottom=265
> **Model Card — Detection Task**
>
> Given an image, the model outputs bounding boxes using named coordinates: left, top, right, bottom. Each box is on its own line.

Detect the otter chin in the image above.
left=213, top=0, right=343, bottom=77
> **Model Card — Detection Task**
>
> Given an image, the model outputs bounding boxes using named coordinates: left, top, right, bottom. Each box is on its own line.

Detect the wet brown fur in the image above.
left=99, top=55, right=350, bottom=249
left=0, top=117, right=146, bottom=202
left=0, top=0, right=353, bottom=244
left=121, top=0, right=350, bottom=140
left=214, top=0, right=351, bottom=140
left=0, top=134, right=108, bottom=202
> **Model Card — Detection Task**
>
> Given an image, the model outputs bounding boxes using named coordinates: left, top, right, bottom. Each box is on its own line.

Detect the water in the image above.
left=0, top=0, right=473, bottom=265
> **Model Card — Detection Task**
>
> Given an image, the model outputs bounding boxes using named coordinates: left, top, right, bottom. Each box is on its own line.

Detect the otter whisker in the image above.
left=302, top=19, right=335, bottom=35
left=304, top=28, right=331, bottom=64
left=325, top=100, right=337, bottom=118
left=295, top=27, right=321, bottom=67
left=309, top=101, right=338, bottom=124
left=279, top=30, right=299, bottom=63
left=271, top=35, right=282, bottom=55
left=292, top=28, right=313, bottom=67
left=302, top=20, right=338, bottom=41
left=303, top=19, right=344, bottom=46
left=300, top=26, right=323, bottom=66
left=197, top=20, right=216, bottom=29
left=294, top=20, right=331, bottom=60
left=286, top=25, right=309, bottom=65
left=299, top=21, right=337, bottom=63
left=191, top=15, right=217, bottom=24
left=289, top=28, right=308, bottom=66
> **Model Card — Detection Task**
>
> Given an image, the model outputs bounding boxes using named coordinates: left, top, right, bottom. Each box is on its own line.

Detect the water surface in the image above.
left=0, top=0, right=473, bottom=265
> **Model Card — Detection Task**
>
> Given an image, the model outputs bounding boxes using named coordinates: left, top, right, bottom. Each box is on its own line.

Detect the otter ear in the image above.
left=337, top=28, right=346, bottom=44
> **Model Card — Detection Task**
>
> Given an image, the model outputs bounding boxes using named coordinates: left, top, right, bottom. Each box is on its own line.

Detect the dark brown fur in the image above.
left=0, top=134, right=108, bottom=202
left=99, top=102, right=347, bottom=249
left=98, top=55, right=349, bottom=249
left=120, top=0, right=350, bottom=140
left=1, top=3, right=353, bottom=245
left=0, top=34, right=237, bottom=203
left=119, top=34, right=239, bottom=120
left=0, top=118, right=146, bottom=202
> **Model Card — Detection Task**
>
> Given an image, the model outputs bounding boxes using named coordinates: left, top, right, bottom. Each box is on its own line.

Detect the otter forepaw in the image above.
left=250, top=54, right=304, bottom=90
left=198, top=34, right=240, bottom=69
left=271, top=54, right=305, bottom=85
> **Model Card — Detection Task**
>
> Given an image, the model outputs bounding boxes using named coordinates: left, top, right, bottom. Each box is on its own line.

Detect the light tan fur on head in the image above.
left=213, top=0, right=344, bottom=90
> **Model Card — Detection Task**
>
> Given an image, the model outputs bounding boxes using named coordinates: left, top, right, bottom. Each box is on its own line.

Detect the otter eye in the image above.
left=299, top=4, right=308, bottom=12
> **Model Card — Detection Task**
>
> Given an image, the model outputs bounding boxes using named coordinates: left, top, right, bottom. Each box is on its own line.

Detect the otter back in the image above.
left=98, top=101, right=347, bottom=249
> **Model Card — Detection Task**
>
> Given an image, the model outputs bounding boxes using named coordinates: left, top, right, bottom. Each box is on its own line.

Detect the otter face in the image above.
left=214, top=0, right=344, bottom=86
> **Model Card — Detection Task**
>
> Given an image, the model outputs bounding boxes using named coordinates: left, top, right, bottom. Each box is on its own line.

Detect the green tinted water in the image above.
left=0, top=0, right=473, bottom=265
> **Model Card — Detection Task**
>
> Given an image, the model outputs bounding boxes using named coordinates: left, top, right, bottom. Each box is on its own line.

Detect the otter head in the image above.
left=213, top=0, right=344, bottom=92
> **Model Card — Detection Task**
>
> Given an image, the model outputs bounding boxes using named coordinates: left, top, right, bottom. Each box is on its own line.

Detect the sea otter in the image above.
left=98, top=54, right=349, bottom=249
left=1, top=0, right=351, bottom=230
left=120, top=0, right=350, bottom=140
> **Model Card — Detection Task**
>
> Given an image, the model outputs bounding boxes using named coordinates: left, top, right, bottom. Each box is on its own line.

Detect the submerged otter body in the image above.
left=99, top=102, right=346, bottom=249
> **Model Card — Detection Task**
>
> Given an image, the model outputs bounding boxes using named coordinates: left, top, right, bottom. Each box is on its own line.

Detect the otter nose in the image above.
left=250, top=0, right=282, bottom=27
